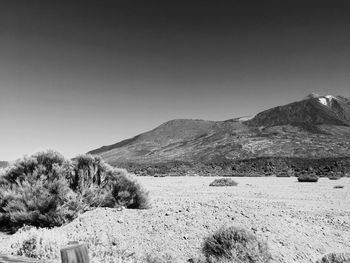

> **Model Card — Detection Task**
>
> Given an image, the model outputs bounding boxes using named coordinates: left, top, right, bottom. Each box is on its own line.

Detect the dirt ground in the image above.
left=1, top=176, right=349, bottom=263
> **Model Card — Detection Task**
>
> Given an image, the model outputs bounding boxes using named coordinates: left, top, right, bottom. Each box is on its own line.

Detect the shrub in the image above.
left=334, top=185, right=344, bottom=189
left=0, top=150, right=150, bottom=232
left=202, top=226, right=272, bottom=263
left=109, top=170, right=150, bottom=209
left=16, top=236, right=40, bottom=258
left=315, top=253, right=350, bottom=263
left=71, top=154, right=110, bottom=192
left=276, top=174, right=290, bottom=177
left=297, top=174, right=319, bottom=182
left=328, top=176, right=341, bottom=180
left=71, top=155, right=150, bottom=209
left=0, top=152, right=78, bottom=232
left=1, top=151, right=68, bottom=185
left=209, top=178, right=238, bottom=187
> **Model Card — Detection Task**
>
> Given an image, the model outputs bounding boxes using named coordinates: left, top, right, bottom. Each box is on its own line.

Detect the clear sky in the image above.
left=1, top=1, right=349, bottom=161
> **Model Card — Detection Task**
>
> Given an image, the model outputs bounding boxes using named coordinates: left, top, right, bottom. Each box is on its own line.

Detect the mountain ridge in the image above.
left=88, top=94, right=350, bottom=176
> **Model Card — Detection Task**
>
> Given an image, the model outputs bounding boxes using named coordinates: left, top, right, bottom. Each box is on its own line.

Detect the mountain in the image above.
left=89, top=94, right=350, bottom=176
left=246, top=94, right=350, bottom=127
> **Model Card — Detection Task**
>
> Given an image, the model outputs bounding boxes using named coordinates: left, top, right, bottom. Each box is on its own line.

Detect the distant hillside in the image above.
left=89, top=94, right=350, bottom=176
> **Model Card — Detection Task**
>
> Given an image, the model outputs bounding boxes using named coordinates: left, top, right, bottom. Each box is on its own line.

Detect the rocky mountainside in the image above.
left=246, top=94, right=350, bottom=127
left=89, top=94, right=350, bottom=176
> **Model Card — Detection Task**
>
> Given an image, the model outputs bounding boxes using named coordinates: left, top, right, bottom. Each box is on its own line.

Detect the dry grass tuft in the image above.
left=202, top=226, right=272, bottom=263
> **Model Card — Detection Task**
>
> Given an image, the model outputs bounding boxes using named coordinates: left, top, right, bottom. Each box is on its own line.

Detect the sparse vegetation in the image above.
left=209, top=178, right=238, bottom=187
left=8, top=224, right=139, bottom=263
left=315, top=252, right=350, bottom=263
left=202, top=226, right=272, bottom=263
left=297, top=174, right=319, bottom=182
left=143, top=253, right=179, bottom=263
left=122, top=157, right=350, bottom=177
left=0, top=150, right=150, bottom=232
left=276, top=174, right=291, bottom=177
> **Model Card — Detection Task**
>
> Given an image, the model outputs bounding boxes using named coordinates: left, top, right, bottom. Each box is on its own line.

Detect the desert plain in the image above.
left=0, top=176, right=349, bottom=263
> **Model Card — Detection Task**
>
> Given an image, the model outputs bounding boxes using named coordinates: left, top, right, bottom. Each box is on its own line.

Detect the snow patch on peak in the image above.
left=318, top=97, right=328, bottom=106
left=317, top=95, right=337, bottom=107
left=325, top=95, right=336, bottom=100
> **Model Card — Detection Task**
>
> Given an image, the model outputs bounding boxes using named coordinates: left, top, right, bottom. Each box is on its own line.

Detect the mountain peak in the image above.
left=246, top=94, right=350, bottom=127
left=304, top=93, right=321, bottom=100
left=317, top=95, right=337, bottom=107
left=303, top=94, right=342, bottom=108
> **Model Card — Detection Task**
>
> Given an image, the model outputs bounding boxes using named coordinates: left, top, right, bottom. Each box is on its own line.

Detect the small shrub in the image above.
left=202, top=226, right=272, bottom=263
left=315, top=252, right=350, bottom=263
left=297, top=174, right=319, bottom=182
left=16, top=236, right=39, bottom=258
left=276, top=174, right=290, bottom=177
left=209, top=178, right=238, bottom=187
left=334, top=185, right=344, bottom=189
left=328, top=177, right=341, bottom=180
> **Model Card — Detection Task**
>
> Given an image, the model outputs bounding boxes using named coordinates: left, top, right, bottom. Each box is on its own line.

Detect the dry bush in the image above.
left=315, top=253, right=350, bottom=263
left=202, top=226, right=272, bottom=263
left=0, top=151, right=78, bottom=232
left=209, top=178, right=238, bottom=187
left=0, top=151, right=150, bottom=232
left=297, top=174, right=319, bottom=182
left=328, top=177, right=341, bottom=180
left=276, top=174, right=290, bottom=177
left=109, top=171, right=150, bottom=209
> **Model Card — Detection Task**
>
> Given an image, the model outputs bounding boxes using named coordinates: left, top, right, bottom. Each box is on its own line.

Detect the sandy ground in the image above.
left=1, top=177, right=350, bottom=263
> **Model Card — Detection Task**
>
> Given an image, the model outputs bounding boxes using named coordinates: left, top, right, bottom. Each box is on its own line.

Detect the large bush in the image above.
left=202, top=226, right=272, bottom=263
left=0, top=150, right=150, bottom=232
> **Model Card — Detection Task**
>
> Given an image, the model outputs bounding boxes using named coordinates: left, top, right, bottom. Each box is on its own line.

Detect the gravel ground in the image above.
left=1, top=177, right=349, bottom=263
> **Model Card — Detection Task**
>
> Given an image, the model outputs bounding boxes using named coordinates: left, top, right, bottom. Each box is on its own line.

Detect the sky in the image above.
left=0, top=0, right=350, bottom=161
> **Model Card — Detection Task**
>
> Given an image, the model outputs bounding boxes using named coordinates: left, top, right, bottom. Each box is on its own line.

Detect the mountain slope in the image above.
left=88, top=94, right=350, bottom=175
left=245, top=95, right=350, bottom=127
